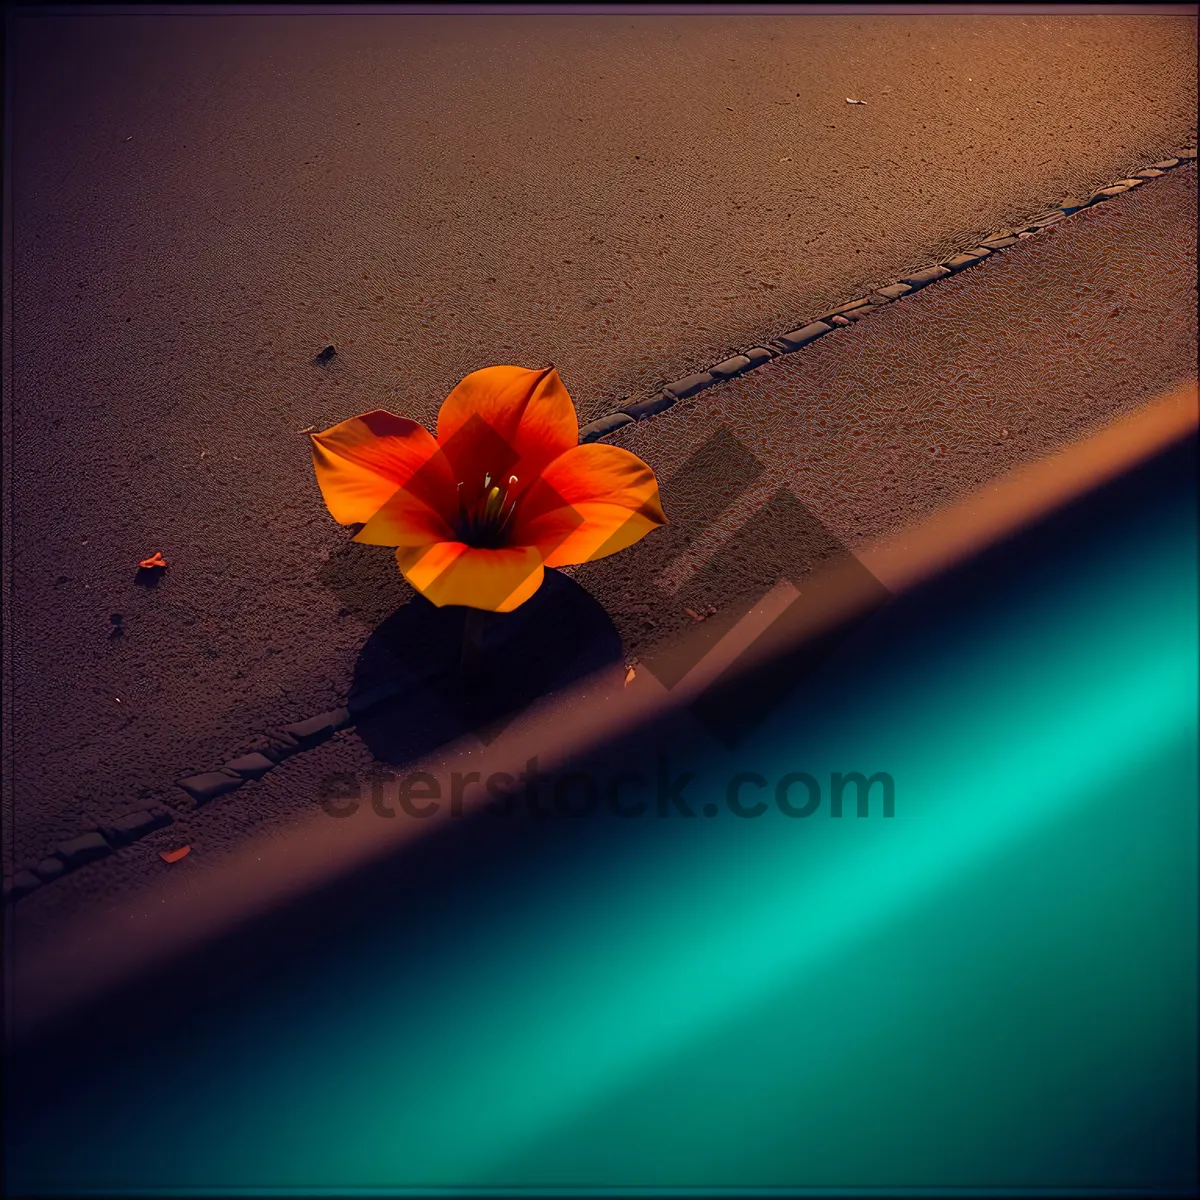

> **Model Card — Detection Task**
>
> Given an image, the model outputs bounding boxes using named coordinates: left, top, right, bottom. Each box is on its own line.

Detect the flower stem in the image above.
left=458, top=606, right=489, bottom=681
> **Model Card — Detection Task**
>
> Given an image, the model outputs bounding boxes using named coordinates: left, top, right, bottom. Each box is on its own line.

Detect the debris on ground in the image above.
left=297, top=425, right=316, bottom=434
left=624, top=666, right=636, bottom=687
left=845, top=97, right=867, bottom=105
left=314, top=345, right=336, bottom=364
left=138, top=551, right=167, bottom=570
left=160, top=845, right=191, bottom=863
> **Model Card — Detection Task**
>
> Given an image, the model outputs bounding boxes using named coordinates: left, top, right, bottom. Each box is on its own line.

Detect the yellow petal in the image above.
left=435, top=365, right=578, bottom=485
left=510, top=442, right=667, bottom=567
left=310, top=410, right=448, bottom=525
left=394, top=542, right=546, bottom=612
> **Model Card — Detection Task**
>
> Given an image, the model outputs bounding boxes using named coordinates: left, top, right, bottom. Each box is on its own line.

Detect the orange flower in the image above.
left=310, top=365, right=667, bottom=612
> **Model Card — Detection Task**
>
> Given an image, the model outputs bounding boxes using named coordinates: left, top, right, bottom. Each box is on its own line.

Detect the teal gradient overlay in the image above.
left=7, top=438, right=1197, bottom=1195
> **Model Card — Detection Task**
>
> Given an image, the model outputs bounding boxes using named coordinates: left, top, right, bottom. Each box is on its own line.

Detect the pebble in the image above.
left=708, top=355, right=753, bottom=380
left=900, top=265, right=950, bottom=290
left=102, top=808, right=173, bottom=845
left=314, top=345, right=336, bottom=364
left=942, top=251, right=989, bottom=272
left=821, top=297, right=872, bottom=318
left=177, top=770, right=245, bottom=805
left=665, top=371, right=716, bottom=399
left=56, top=830, right=113, bottom=868
left=279, top=709, right=350, bottom=747
left=771, top=321, right=833, bottom=352
left=622, top=393, right=677, bottom=421
left=872, top=284, right=912, bottom=301
left=579, top=413, right=634, bottom=443
left=265, top=731, right=304, bottom=759
left=223, top=752, right=277, bottom=780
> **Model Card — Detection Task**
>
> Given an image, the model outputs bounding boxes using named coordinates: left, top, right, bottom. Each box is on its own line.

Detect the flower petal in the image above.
left=394, top=542, right=546, bottom=612
left=435, top=365, right=578, bottom=487
left=354, top=480, right=457, bottom=548
left=311, top=410, right=448, bottom=525
left=510, top=442, right=667, bottom=567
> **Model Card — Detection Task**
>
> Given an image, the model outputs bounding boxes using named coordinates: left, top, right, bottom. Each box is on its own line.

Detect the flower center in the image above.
left=453, top=472, right=520, bottom=549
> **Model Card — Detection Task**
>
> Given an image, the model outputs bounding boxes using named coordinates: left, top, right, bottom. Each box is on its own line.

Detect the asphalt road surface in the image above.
left=5, top=9, right=1197, bottom=923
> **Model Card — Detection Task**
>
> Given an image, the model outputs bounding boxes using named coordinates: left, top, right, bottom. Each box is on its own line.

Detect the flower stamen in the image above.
left=454, top=471, right=522, bottom=548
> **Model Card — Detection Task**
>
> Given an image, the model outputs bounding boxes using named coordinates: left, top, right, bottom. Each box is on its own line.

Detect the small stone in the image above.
left=743, top=347, right=775, bottom=367
left=771, top=321, right=833, bottom=352
left=622, top=393, right=676, bottom=421
left=177, top=770, right=244, bottom=805
left=34, top=857, right=66, bottom=882
left=665, top=371, right=715, bottom=399
left=900, top=265, right=951, bottom=290
left=708, top=355, right=753, bottom=380
left=1091, top=185, right=1131, bottom=200
left=818, top=298, right=872, bottom=319
left=829, top=315, right=851, bottom=327
left=264, top=731, right=302, bottom=760
left=56, top=830, right=113, bottom=868
left=1134, top=169, right=1165, bottom=179
left=223, top=752, right=276, bottom=780
left=102, top=808, right=173, bottom=845
left=4, top=871, right=42, bottom=902
left=578, top=413, right=634, bottom=443
left=942, top=251, right=989, bottom=272
left=1057, top=197, right=1087, bottom=212
left=314, top=345, right=336, bottom=364
left=278, top=710, right=348, bottom=748
left=872, top=284, right=912, bottom=302
left=1148, top=159, right=1179, bottom=170
left=1111, top=178, right=1145, bottom=188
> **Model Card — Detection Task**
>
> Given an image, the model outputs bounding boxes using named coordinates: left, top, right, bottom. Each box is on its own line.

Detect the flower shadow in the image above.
left=349, top=569, right=625, bottom=765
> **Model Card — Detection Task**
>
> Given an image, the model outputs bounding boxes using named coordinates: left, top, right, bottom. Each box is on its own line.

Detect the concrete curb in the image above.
left=5, top=143, right=1196, bottom=905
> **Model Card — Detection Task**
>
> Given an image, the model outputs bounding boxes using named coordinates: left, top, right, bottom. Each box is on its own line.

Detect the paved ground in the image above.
left=10, top=155, right=1196, bottom=941
left=4, top=11, right=1197, bottom=925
